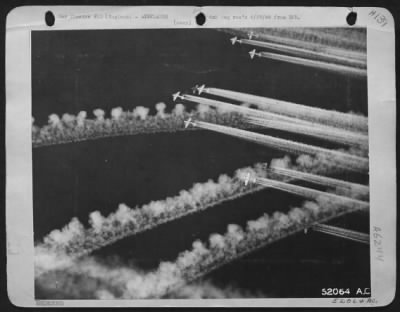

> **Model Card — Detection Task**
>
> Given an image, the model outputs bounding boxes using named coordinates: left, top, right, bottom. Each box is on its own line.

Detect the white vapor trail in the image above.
left=229, top=29, right=367, bottom=61
left=182, top=94, right=316, bottom=127
left=32, top=104, right=254, bottom=148
left=36, top=163, right=269, bottom=260
left=198, top=87, right=368, bottom=133
left=162, top=196, right=369, bottom=297
left=311, top=224, right=370, bottom=245
left=269, top=166, right=369, bottom=195
left=36, top=194, right=365, bottom=299
left=234, top=38, right=366, bottom=68
left=252, top=177, right=369, bottom=211
left=167, top=280, right=267, bottom=298
left=246, top=116, right=369, bottom=149
left=35, top=150, right=368, bottom=299
left=193, top=120, right=369, bottom=173
left=35, top=149, right=358, bottom=271
left=256, top=51, right=367, bottom=78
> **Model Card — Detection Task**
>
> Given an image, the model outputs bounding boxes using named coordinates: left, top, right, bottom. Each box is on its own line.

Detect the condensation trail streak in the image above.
left=182, top=94, right=314, bottom=126
left=269, top=167, right=370, bottom=193
left=200, top=87, right=368, bottom=133
left=194, top=121, right=369, bottom=173
left=32, top=105, right=255, bottom=148
left=237, top=31, right=367, bottom=61
left=253, top=177, right=369, bottom=211
left=257, top=51, right=367, bottom=78
left=234, top=38, right=366, bottom=68
left=312, top=224, right=370, bottom=244
left=246, top=116, right=369, bottom=148
left=162, top=202, right=367, bottom=298
left=37, top=164, right=270, bottom=260
left=35, top=199, right=366, bottom=299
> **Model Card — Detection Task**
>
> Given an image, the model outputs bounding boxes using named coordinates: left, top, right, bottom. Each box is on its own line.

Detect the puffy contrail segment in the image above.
left=247, top=116, right=369, bottom=149
left=165, top=205, right=367, bottom=297
left=35, top=255, right=264, bottom=299
left=198, top=87, right=368, bottom=133
left=269, top=166, right=369, bottom=197
left=162, top=191, right=370, bottom=296
left=37, top=163, right=269, bottom=260
left=35, top=153, right=369, bottom=297
left=35, top=150, right=355, bottom=272
left=35, top=197, right=365, bottom=299
left=311, top=224, right=370, bottom=244
left=232, top=38, right=366, bottom=68
left=32, top=104, right=254, bottom=148
left=254, top=50, right=367, bottom=78
left=251, top=177, right=369, bottom=211
left=193, top=120, right=369, bottom=173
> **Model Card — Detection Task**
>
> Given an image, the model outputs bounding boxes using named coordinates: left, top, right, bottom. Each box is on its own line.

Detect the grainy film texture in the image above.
left=32, top=27, right=370, bottom=299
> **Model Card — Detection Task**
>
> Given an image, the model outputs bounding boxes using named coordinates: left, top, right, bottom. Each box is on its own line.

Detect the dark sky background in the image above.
left=32, top=28, right=369, bottom=299
left=32, top=28, right=367, bottom=125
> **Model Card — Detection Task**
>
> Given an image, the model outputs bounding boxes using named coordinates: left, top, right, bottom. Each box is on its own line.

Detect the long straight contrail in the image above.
left=252, top=176, right=369, bottom=211
left=193, top=120, right=369, bottom=173
left=233, top=38, right=366, bottom=68
left=236, top=31, right=367, bottom=61
left=269, top=166, right=370, bottom=194
left=197, top=87, right=368, bottom=133
left=182, top=94, right=315, bottom=127
left=247, top=116, right=369, bottom=149
left=311, top=224, right=370, bottom=244
left=254, top=50, right=367, bottom=78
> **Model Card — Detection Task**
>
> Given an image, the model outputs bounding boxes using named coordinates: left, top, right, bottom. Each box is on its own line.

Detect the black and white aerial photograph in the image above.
left=32, top=27, right=371, bottom=300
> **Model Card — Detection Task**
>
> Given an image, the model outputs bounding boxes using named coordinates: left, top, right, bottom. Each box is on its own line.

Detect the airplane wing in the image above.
left=197, top=84, right=206, bottom=94
left=172, top=92, right=183, bottom=101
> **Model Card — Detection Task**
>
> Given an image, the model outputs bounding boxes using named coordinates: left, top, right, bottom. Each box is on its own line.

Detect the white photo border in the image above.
left=6, top=6, right=396, bottom=307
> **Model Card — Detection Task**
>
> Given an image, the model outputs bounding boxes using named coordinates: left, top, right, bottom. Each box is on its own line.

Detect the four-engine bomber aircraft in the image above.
left=248, top=31, right=256, bottom=40
left=249, top=49, right=261, bottom=59
left=184, top=117, right=196, bottom=128
left=191, top=84, right=207, bottom=95
left=172, top=91, right=185, bottom=101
